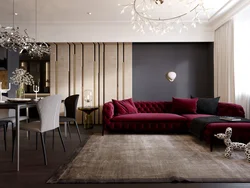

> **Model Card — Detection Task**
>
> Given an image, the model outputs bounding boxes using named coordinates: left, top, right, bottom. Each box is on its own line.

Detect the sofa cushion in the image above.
left=181, top=114, right=214, bottom=122
left=111, top=113, right=187, bottom=122
left=172, top=97, right=198, bottom=114
left=191, top=96, right=220, bottom=115
left=112, top=98, right=138, bottom=116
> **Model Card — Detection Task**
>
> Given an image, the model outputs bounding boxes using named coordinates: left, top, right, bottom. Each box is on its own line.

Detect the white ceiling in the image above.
left=0, top=0, right=238, bottom=24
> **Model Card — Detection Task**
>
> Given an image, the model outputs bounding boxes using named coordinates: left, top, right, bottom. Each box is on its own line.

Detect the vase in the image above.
left=16, top=84, right=25, bottom=98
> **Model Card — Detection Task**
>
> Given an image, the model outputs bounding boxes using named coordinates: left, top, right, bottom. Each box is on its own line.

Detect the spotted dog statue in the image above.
left=214, top=127, right=250, bottom=162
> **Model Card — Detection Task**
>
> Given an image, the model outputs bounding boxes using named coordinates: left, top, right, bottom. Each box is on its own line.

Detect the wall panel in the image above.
left=75, top=44, right=83, bottom=123
left=50, top=44, right=56, bottom=95
left=124, top=43, right=133, bottom=99
left=118, top=43, right=124, bottom=100
left=50, top=42, right=132, bottom=125
left=104, top=43, right=117, bottom=103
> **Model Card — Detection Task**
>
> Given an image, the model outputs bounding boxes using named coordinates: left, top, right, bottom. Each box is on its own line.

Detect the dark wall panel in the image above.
left=132, top=43, right=214, bottom=101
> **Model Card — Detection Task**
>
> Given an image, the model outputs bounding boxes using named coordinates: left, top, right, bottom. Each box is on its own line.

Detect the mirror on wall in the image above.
left=19, top=54, right=50, bottom=93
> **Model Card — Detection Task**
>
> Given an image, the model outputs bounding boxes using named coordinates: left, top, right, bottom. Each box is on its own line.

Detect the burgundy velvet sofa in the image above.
left=103, top=101, right=248, bottom=148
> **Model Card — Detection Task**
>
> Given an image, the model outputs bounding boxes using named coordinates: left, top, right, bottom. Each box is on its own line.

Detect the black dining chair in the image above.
left=59, top=94, right=82, bottom=143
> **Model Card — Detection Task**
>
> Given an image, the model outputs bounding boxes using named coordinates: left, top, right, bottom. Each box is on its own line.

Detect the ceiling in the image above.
left=0, top=0, right=239, bottom=24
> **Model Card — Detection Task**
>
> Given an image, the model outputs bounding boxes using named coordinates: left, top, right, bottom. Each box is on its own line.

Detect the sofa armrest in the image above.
left=103, top=102, right=114, bottom=128
left=217, top=102, right=245, bottom=118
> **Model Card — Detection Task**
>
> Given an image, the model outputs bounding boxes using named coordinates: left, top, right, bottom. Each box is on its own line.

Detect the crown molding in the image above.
left=209, top=0, right=250, bottom=31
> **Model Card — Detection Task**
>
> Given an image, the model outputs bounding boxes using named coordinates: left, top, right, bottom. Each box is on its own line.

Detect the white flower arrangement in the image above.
left=10, top=68, right=34, bottom=86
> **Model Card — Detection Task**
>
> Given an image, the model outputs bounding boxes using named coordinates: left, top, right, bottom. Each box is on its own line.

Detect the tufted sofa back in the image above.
left=134, top=101, right=172, bottom=113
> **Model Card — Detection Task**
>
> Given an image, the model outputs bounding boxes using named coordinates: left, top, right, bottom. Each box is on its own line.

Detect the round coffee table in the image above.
left=78, top=107, right=98, bottom=129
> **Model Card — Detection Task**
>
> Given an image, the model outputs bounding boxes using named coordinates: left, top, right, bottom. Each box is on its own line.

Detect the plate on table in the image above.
left=7, top=98, right=32, bottom=103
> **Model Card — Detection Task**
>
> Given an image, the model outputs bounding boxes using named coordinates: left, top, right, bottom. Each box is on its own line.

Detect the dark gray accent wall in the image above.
left=132, top=43, right=214, bottom=101
left=7, top=50, right=19, bottom=98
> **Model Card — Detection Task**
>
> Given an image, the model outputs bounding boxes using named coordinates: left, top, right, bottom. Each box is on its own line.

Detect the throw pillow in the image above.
left=191, top=96, right=220, bottom=115
left=172, top=97, right=198, bottom=114
left=112, top=98, right=138, bottom=116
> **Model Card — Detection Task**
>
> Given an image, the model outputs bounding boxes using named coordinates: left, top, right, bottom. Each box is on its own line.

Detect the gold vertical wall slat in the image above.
left=55, top=61, right=58, bottom=94
left=124, top=43, right=133, bottom=99
left=69, top=44, right=75, bottom=95
left=50, top=44, right=56, bottom=95
left=99, top=43, right=104, bottom=124
left=94, top=43, right=99, bottom=124
left=81, top=43, right=84, bottom=124
left=104, top=43, right=117, bottom=103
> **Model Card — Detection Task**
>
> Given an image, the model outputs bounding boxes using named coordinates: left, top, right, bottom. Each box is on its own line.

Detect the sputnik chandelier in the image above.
left=0, top=0, right=50, bottom=57
left=119, top=0, right=210, bottom=34
left=0, top=26, right=50, bottom=57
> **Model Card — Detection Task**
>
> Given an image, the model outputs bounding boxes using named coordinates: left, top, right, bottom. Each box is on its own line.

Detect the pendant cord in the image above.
left=35, top=0, right=37, bottom=40
left=13, top=0, right=15, bottom=28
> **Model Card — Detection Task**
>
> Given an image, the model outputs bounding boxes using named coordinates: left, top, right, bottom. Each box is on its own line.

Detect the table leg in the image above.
left=26, top=107, right=30, bottom=139
left=16, top=106, right=20, bottom=171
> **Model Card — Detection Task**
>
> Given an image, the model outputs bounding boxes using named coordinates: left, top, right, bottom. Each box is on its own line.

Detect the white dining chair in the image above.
left=12, top=95, right=65, bottom=165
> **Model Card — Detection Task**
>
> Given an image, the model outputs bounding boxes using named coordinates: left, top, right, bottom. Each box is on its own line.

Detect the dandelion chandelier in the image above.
left=119, top=0, right=210, bottom=34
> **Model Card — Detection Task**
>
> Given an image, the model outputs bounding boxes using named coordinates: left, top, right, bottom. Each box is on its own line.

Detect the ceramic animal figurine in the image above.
left=214, top=127, right=250, bottom=162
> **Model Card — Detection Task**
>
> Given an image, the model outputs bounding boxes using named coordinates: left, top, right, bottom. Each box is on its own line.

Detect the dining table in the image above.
left=0, top=100, right=37, bottom=171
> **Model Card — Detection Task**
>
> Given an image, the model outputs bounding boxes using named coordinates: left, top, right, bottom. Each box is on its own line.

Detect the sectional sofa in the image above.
left=102, top=99, right=249, bottom=149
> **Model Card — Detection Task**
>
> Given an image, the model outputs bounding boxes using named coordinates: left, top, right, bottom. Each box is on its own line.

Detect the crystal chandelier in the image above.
left=0, top=0, right=50, bottom=57
left=119, top=0, right=210, bottom=34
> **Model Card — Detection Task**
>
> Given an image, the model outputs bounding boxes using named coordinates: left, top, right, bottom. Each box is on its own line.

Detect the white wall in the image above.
left=2, top=22, right=214, bottom=42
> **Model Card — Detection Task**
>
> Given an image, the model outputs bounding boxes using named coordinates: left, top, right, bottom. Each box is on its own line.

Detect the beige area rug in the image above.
left=47, top=134, right=250, bottom=183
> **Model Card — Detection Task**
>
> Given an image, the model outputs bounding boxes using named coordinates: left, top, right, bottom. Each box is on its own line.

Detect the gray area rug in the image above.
left=47, top=134, right=250, bottom=183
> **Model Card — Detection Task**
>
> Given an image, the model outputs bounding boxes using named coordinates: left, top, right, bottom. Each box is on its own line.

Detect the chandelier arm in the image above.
left=133, top=0, right=200, bottom=21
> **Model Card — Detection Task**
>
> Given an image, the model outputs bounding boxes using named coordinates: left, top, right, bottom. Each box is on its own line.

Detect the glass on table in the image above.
left=33, top=84, right=40, bottom=101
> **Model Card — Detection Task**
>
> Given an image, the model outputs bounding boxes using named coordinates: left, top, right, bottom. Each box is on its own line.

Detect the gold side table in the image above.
left=78, top=107, right=98, bottom=129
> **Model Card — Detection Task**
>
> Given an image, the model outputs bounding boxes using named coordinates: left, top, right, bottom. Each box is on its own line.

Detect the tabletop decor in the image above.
left=10, top=68, right=34, bottom=98
left=33, top=84, right=40, bottom=101
left=84, top=90, right=93, bottom=107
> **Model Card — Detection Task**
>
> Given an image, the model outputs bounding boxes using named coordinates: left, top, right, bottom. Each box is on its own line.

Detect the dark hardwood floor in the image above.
left=0, top=125, right=249, bottom=188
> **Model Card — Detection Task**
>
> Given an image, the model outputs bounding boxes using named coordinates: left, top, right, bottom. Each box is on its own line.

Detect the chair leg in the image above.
left=67, top=122, right=72, bottom=139
left=36, top=132, right=38, bottom=150
left=3, top=124, right=7, bottom=151
left=40, top=132, right=48, bottom=166
left=28, top=131, right=31, bottom=140
left=12, top=129, right=16, bottom=162
left=57, top=127, right=66, bottom=152
left=44, top=132, right=47, bottom=144
left=52, top=130, right=55, bottom=150
left=74, top=120, right=82, bottom=142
